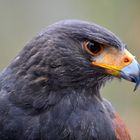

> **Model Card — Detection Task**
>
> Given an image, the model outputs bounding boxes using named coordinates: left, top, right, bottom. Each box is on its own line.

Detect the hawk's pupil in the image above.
left=87, top=42, right=101, bottom=54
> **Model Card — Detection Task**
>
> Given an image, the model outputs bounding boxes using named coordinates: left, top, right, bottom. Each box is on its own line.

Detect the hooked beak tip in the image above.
left=120, top=59, right=140, bottom=91
left=133, top=77, right=140, bottom=91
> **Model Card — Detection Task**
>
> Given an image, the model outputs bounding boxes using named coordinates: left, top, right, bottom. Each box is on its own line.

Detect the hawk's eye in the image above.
left=84, top=41, right=103, bottom=56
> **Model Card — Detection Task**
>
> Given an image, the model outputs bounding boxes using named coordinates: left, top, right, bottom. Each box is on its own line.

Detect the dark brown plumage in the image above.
left=0, top=20, right=139, bottom=140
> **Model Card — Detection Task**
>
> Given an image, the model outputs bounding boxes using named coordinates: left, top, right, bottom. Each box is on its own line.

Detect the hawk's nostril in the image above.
left=124, top=57, right=130, bottom=63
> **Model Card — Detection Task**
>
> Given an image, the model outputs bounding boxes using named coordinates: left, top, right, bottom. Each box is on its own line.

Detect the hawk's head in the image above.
left=10, top=20, right=140, bottom=92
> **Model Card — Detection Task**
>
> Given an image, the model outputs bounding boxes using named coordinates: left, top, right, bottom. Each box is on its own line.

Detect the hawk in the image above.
left=0, top=20, right=139, bottom=140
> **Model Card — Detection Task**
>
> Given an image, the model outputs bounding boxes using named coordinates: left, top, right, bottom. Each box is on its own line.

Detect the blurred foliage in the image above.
left=0, top=0, right=140, bottom=139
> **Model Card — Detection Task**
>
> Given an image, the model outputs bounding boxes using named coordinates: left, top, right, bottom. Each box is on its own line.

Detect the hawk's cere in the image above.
left=0, top=20, right=139, bottom=140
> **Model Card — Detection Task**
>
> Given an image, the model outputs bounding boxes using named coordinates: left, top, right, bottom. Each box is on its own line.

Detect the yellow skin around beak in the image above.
left=91, top=47, right=134, bottom=77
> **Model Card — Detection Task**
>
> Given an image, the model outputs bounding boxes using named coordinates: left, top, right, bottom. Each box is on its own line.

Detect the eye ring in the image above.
left=83, top=41, right=103, bottom=56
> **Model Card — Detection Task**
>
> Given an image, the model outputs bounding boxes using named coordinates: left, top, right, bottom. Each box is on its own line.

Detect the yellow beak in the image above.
left=91, top=47, right=140, bottom=90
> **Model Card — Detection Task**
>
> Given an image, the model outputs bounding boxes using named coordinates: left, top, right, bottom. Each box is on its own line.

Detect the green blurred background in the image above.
left=0, top=0, right=140, bottom=139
